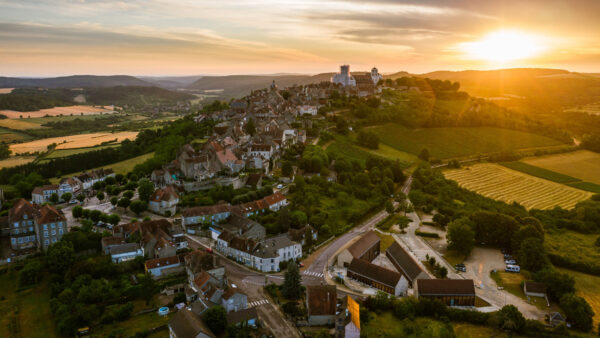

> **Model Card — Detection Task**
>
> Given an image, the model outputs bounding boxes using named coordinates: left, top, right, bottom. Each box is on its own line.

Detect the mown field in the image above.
left=444, top=163, right=592, bottom=209
left=0, top=119, right=46, bottom=130
left=368, top=124, right=565, bottom=159
left=522, top=150, right=600, bottom=185
left=556, top=268, right=600, bottom=328
left=10, top=131, right=138, bottom=154
left=0, top=156, right=36, bottom=169
left=0, top=105, right=114, bottom=119
left=500, top=160, right=600, bottom=193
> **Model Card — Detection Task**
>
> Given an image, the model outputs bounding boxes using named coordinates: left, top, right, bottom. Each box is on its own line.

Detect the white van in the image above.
left=505, top=265, right=520, bottom=273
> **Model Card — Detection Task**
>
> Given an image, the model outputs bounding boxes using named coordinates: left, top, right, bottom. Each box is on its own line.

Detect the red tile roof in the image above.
left=8, top=199, right=39, bottom=223
left=36, top=205, right=66, bottom=224
left=183, top=204, right=231, bottom=218
left=145, top=255, right=181, bottom=270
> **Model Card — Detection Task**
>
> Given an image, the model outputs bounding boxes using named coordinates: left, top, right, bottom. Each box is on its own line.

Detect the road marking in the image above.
left=302, top=271, right=323, bottom=278
left=248, top=299, right=269, bottom=307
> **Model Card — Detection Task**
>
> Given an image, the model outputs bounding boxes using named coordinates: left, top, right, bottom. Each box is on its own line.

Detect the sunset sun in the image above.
left=460, top=30, right=547, bottom=64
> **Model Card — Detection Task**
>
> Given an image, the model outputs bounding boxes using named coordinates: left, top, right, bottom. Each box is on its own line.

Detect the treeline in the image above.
left=0, top=88, right=74, bottom=111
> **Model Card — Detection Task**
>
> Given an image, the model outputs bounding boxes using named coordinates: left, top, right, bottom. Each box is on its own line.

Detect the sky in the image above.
left=1, top=0, right=599, bottom=77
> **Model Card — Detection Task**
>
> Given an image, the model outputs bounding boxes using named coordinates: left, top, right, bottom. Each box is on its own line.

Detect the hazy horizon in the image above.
left=1, top=0, right=600, bottom=76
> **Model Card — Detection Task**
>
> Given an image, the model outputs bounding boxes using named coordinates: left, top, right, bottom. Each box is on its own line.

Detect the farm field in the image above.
left=0, top=127, right=32, bottom=143
left=10, top=131, right=138, bottom=154
left=522, top=150, right=600, bottom=185
left=556, top=268, right=600, bottom=328
left=44, top=144, right=120, bottom=159
left=0, top=156, right=36, bottom=169
left=0, top=119, right=45, bottom=130
left=443, top=163, right=593, bottom=209
left=53, top=152, right=154, bottom=183
left=0, top=105, right=115, bottom=119
left=0, top=88, right=14, bottom=94
left=368, top=124, right=566, bottom=159
left=545, top=229, right=600, bottom=277
left=325, top=134, right=412, bottom=168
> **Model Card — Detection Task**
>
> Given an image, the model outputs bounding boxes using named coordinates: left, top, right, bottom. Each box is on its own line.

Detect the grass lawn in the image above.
left=490, top=270, right=526, bottom=299
left=443, top=250, right=467, bottom=266
left=566, top=181, right=600, bottom=193
left=556, top=268, right=600, bottom=328
left=91, top=310, right=171, bottom=337
left=0, top=269, right=57, bottom=338
left=545, top=229, right=600, bottom=275
left=453, top=322, right=511, bottom=338
left=376, top=232, right=395, bottom=252
left=362, top=311, right=454, bottom=337
left=0, top=127, right=32, bottom=143
left=362, top=143, right=417, bottom=164
left=368, top=123, right=565, bottom=159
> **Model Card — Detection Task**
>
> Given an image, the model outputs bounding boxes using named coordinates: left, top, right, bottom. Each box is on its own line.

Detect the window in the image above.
left=14, top=222, right=18, bottom=228
left=18, top=237, right=23, bottom=244
left=14, top=229, right=19, bottom=235
left=23, top=237, right=28, bottom=243
left=29, top=227, right=33, bottom=232
left=27, top=221, right=32, bottom=225
left=30, top=235, right=35, bottom=242
left=44, top=231, right=48, bottom=238
left=51, top=223, right=56, bottom=229
left=58, top=222, right=63, bottom=227
left=44, top=240, right=49, bottom=246
left=43, top=224, right=48, bottom=230
left=51, top=230, right=56, bottom=236
left=59, top=229, right=64, bottom=235
left=52, top=238, right=57, bottom=243
left=11, top=238, right=16, bottom=244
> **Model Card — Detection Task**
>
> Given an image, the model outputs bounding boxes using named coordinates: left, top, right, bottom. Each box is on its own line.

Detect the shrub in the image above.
left=415, top=230, right=439, bottom=238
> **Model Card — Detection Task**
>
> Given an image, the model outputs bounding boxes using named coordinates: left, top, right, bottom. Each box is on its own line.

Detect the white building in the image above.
left=331, top=64, right=356, bottom=87
left=148, top=186, right=179, bottom=216
left=216, top=233, right=301, bottom=272
left=370, top=67, right=383, bottom=84
left=298, top=105, right=318, bottom=116
left=108, top=243, right=144, bottom=263
left=31, top=185, right=59, bottom=204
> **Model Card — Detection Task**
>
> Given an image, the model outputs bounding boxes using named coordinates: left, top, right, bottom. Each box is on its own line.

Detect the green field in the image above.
left=0, top=127, right=32, bottom=142
left=545, top=229, right=600, bottom=275
left=326, top=134, right=413, bottom=167
left=0, top=269, right=57, bottom=338
left=44, top=144, right=120, bottom=159
left=566, top=181, right=600, bottom=193
left=368, top=124, right=565, bottom=159
left=362, top=312, right=454, bottom=337
left=500, top=161, right=600, bottom=193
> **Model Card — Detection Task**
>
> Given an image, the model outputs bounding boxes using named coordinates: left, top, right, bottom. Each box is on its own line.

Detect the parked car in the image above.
left=505, top=265, right=520, bottom=273
left=297, top=262, right=305, bottom=268
left=455, top=263, right=466, bottom=272
left=206, top=247, right=213, bottom=253
left=69, top=199, right=78, bottom=205
left=505, top=259, right=516, bottom=265
left=504, top=254, right=513, bottom=259
left=276, top=184, right=284, bottom=189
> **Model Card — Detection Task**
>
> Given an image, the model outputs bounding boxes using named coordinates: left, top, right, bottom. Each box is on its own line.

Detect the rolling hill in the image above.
left=0, top=75, right=154, bottom=88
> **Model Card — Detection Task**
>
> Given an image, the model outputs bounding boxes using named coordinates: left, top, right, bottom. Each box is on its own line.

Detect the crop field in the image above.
left=0, top=105, right=115, bottom=119
left=444, top=163, right=592, bottom=209
left=0, top=88, right=14, bottom=94
left=368, top=124, right=565, bottom=159
left=522, top=150, right=600, bottom=185
left=0, top=127, right=31, bottom=142
left=556, top=268, right=600, bottom=328
left=0, top=119, right=45, bottom=130
left=44, top=144, right=120, bottom=159
left=10, top=131, right=138, bottom=154
left=0, top=156, right=36, bottom=169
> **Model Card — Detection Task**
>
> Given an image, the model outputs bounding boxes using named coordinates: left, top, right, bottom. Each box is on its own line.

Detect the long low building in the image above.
left=347, top=258, right=407, bottom=296
left=415, top=279, right=476, bottom=307
left=337, top=230, right=380, bottom=267
left=385, top=241, right=429, bottom=287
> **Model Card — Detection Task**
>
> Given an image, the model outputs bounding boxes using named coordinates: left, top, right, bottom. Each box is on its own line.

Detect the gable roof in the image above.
left=145, top=255, right=181, bottom=270
left=108, top=243, right=141, bottom=255
left=307, top=285, right=337, bottom=317
left=524, top=281, right=547, bottom=294
left=386, top=241, right=425, bottom=282
left=417, top=279, right=475, bottom=296
left=31, top=184, right=59, bottom=195
left=347, top=230, right=380, bottom=259
left=169, top=309, right=215, bottom=338
left=37, top=204, right=66, bottom=224
left=347, top=258, right=401, bottom=288
left=227, top=307, right=258, bottom=326
left=263, top=192, right=286, bottom=206
left=8, top=199, right=39, bottom=223
left=151, top=186, right=179, bottom=202
left=183, top=204, right=231, bottom=218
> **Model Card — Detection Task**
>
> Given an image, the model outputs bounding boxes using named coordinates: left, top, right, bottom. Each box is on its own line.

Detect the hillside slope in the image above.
left=0, top=75, right=154, bottom=88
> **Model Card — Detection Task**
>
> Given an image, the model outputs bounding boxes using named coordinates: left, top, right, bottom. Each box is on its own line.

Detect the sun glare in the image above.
left=460, top=30, right=546, bottom=64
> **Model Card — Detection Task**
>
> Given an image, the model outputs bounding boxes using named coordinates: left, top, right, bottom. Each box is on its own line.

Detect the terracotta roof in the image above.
left=37, top=205, right=66, bottom=224
left=524, top=281, right=547, bottom=294
left=307, top=285, right=337, bottom=316
left=194, top=271, right=211, bottom=289
left=251, top=144, right=271, bottom=152
left=151, top=186, right=179, bottom=202
left=347, top=258, right=401, bottom=288
left=347, top=230, right=380, bottom=259
left=227, top=308, right=258, bottom=326
left=169, top=309, right=214, bottom=338
left=184, top=250, right=216, bottom=274
left=417, top=279, right=475, bottom=296
left=101, top=236, right=124, bottom=247
left=31, top=184, right=59, bottom=195
left=264, top=192, right=286, bottom=206
left=183, top=204, right=231, bottom=218
left=8, top=199, right=39, bottom=223
left=386, top=241, right=425, bottom=283
left=145, top=255, right=181, bottom=269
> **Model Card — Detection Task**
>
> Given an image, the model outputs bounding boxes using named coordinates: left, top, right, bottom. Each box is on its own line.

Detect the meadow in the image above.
left=10, top=131, right=138, bottom=154
left=0, top=105, right=115, bottom=119
left=522, top=150, right=600, bottom=185
left=545, top=229, right=600, bottom=276
left=556, top=268, right=600, bottom=328
left=368, top=124, right=565, bottom=159
left=325, top=134, right=413, bottom=167
left=43, top=144, right=120, bottom=160
left=0, top=127, right=32, bottom=143
left=443, top=163, right=592, bottom=210
left=0, top=156, right=36, bottom=169
left=0, top=119, right=46, bottom=130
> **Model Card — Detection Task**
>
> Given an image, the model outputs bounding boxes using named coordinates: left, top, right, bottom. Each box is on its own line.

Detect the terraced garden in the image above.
left=444, top=163, right=593, bottom=209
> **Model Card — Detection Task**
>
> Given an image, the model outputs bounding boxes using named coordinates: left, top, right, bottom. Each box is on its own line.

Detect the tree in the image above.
left=110, top=196, right=118, bottom=206
left=108, top=214, right=120, bottom=226
left=281, top=262, right=302, bottom=300
left=203, top=306, right=227, bottom=334
left=336, top=118, right=348, bottom=135
left=123, top=190, right=134, bottom=199
left=117, top=197, right=131, bottom=208
left=47, top=241, right=75, bottom=274
left=560, top=293, right=594, bottom=331
left=446, top=218, right=475, bottom=256
left=72, top=205, right=83, bottom=219
left=90, top=210, right=102, bottom=223
left=96, top=191, right=105, bottom=201
left=282, top=161, right=293, bottom=177
left=137, top=179, right=154, bottom=202
left=418, top=147, right=430, bottom=162
left=533, top=268, right=575, bottom=301
left=129, top=200, right=148, bottom=215
left=76, top=194, right=85, bottom=203
left=438, top=266, right=448, bottom=279
left=49, top=192, right=59, bottom=204
left=245, top=118, right=256, bottom=136
left=0, top=143, right=11, bottom=159
left=357, top=130, right=379, bottom=149
left=385, top=200, right=394, bottom=214
left=517, top=238, right=549, bottom=272
left=496, top=305, right=525, bottom=332
left=61, top=192, right=72, bottom=202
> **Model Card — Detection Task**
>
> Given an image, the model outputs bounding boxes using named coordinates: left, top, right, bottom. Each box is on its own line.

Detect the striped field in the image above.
left=444, top=163, right=593, bottom=210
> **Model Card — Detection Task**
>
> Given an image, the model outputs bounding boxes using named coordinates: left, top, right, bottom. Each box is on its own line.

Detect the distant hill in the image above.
left=140, top=76, right=204, bottom=89
left=187, top=73, right=335, bottom=98
left=0, top=75, right=154, bottom=88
